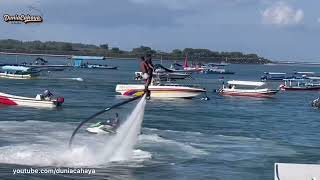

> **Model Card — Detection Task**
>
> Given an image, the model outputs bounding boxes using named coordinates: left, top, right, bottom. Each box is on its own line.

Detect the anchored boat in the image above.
left=86, top=64, right=118, bottom=69
left=0, top=90, right=64, bottom=108
left=280, top=78, right=320, bottom=91
left=261, top=72, right=288, bottom=81
left=202, top=63, right=235, bottom=74
left=135, top=64, right=191, bottom=81
left=116, top=83, right=206, bottom=98
left=22, top=57, right=71, bottom=71
left=0, top=65, right=40, bottom=79
left=219, top=80, right=278, bottom=98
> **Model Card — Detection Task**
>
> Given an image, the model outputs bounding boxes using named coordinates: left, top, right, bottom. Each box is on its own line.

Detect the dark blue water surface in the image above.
left=0, top=55, right=319, bottom=180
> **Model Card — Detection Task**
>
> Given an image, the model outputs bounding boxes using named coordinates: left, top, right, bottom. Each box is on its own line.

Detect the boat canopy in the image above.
left=264, top=72, right=286, bottom=75
left=71, top=56, right=105, bottom=60
left=227, top=80, right=265, bottom=86
left=283, top=78, right=306, bottom=81
left=1, top=65, right=30, bottom=72
left=307, top=76, right=320, bottom=80
left=295, top=71, right=315, bottom=74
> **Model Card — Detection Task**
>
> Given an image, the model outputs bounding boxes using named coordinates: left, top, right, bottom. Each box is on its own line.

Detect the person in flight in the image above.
left=140, top=55, right=152, bottom=99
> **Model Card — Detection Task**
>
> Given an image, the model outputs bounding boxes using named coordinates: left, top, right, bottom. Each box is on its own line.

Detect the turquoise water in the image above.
left=0, top=56, right=320, bottom=179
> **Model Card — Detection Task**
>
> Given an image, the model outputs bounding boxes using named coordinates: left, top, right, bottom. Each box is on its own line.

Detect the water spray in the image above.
left=68, top=94, right=145, bottom=149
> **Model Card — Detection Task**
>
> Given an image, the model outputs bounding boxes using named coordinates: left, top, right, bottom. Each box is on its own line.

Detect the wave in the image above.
left=143, top=127, right=203, bottom=136
left=139, top=134, right=208, bottom=156
left=0, top=117, right=151, bottom=167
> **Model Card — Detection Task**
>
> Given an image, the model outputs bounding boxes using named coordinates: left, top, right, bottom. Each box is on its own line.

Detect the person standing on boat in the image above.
left=145, top=54, right=154, bottom=99
left=140, top=56, right=151, bottom=99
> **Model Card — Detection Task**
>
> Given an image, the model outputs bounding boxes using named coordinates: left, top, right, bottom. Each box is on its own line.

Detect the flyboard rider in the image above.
left=140, top=54, right=154, bottom=99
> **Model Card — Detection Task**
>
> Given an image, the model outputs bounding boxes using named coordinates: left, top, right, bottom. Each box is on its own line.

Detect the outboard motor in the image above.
left=312, top=98, right=320, bottom=108
left=56, top=97, right=65, bottom=106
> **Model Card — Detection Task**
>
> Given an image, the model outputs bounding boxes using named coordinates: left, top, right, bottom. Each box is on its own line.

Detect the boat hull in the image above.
left=116, top=84, right=206, bottom=98
left=220, top=89, right=278, bottom=98
left=281, top=86, right=320, bottom=91
left=205, top=71, right=235, bottom=75
left=0, top=92, right=63, bottom=108
left=0, top=73, right=33, bottom=79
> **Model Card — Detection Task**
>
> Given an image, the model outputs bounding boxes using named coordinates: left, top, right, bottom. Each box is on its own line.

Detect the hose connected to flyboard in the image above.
left=68, top=94, right=145, bottom=149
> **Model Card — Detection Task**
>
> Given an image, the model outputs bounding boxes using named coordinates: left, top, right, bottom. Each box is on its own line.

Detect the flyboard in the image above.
left=68, top=93, right=145, bottom=149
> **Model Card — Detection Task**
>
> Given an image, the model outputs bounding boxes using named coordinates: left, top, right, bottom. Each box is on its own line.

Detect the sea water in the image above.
left=0, top=96, right=148, bottom=168
left=1, top=57, right=320, bottom=179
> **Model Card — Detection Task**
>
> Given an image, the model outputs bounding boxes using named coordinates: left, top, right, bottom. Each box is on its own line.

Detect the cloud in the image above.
left=262, top=1, right=304, bottom=26
left=129, top=0, right=273, bottom=10
left=129, top=0, right=197, bottom=10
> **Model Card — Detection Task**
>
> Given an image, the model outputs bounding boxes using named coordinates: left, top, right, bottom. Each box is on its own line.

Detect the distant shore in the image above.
left=0, top=39, right=272, bottom=64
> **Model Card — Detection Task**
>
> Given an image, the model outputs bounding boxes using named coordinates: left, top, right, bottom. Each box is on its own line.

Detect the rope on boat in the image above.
left=68, top=94, right=144, bottom=149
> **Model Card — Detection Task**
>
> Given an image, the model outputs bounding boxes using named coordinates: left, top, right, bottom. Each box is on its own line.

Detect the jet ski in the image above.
left=86, top=122, right=116, bottom=134
left=86, top=113, right=119, bottom=134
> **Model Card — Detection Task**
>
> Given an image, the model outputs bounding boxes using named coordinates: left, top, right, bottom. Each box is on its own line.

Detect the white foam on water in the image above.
left=0, top=96, right=150, bottom=167
left=96, top=95, right=147, bottom=162
left=56, top=77, right=84, bottom=81
left=139, top=134, right=208, bottom=156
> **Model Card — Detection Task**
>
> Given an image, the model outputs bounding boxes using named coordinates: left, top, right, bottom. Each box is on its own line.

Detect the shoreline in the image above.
left=0, top=50, right=271, bottom=64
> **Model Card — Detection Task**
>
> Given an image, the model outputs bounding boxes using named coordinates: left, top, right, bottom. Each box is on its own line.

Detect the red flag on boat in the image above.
left=184, top=55, right=189, bottom=68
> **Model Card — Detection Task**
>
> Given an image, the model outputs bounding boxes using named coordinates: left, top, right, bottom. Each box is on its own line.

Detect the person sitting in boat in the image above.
left=86, top=113, right=120, bottom=134
left=43, top=90, right=53, bottom=100
left=101, top=113, right=120, bottom=131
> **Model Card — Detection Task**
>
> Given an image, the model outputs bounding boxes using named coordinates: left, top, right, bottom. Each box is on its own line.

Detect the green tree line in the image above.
left=0, top=39, right=271, bottom=64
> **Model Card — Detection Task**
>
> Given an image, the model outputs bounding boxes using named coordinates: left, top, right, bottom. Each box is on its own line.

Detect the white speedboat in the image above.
left=135, top=71, right=190, bottom=81
left=116, top=84, right=206, bottom=98
left=0, top=65, right=40, bottom=79
left=219, top=80, right=278, bottom=98
left=0, top=90, right=64, bottom=108
left=275, top=163, right=320, bottom=180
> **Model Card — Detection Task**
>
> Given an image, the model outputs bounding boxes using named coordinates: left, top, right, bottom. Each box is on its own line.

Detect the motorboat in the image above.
left=71, top=56, right=118, bottom=69
left=170, top=56, right=203, bottom=73
left=183, top=56, right=204, bottom=72
left=280, top=78, right=320, bottom=91
left=21, top=57, right=71, bottom=71
left=219, top=80, right=278, bottom=98
left=204, top=68, right=235, bottom=74
left=135, top=64, right=191, bottom=81
left=203, top=64, right=235, bottom=74
left=0, top=90, right=64, bottom=108
left=275, top=163, right=320, bottom=180
left=86, top=64, right=118, bottom=70
left=116, top=82, right=206, bottom=98
left=261, top=72, right=288, bottom=81
left=169, top=63, right=199, bottom=73
left=135, top=71, right=190, bottom=81
left=312, top=97, right=320, bottom=108
left=0, top=65, right=40, bottom=79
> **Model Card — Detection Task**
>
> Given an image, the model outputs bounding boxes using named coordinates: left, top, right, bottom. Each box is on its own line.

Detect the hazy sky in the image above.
left=0, top=0, right=319, bottom=61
